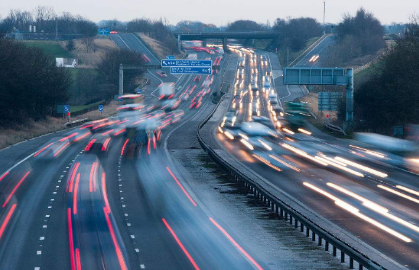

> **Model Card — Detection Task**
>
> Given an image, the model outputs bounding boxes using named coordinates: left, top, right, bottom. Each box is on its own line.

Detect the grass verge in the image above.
left=0, top=101, right=119, bottom=150
left=21, top=40, right=73, bottom=59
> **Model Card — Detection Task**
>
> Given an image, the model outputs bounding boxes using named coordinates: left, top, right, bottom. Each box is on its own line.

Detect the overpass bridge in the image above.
left=172, top=31, right=279, bottom=51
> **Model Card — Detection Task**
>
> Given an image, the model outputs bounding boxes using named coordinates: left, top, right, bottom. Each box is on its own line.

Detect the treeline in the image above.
left=227, top=20, right=269, bottom=32
left=224, top=18, right=323, bottom=62
left=0, top=6, right=97, bottom=37
left=355, top=19, right=419, bottom=133
left=0, top=38, right=70, bottom=124
left=324, top=8, right=386, bottom=66
left=173, top=20, right=218, bottom=32
left=273, top=18, right=323, bottom=52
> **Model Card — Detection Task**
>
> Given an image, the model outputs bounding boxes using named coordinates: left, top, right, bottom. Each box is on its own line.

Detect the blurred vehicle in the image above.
left=110, top=31, right=118, bottom=34
left=84, top=135, right=112, bottom=156
left=61, top=130, right=92, bottom=144
left=252, top=116, right=276, bottom=130
left=124, top=119, right=161, bottom=157
left=283, top=102, right=311, bottom=129
left=263, top=77, right=271, bottom=89
left=194, top=75, right=202, bottom=82
left=237, top=68, right=245, bottom=80
left=141, top=54, right=151, bottom=63
left=222, top=111, right=238, bottom=127
left=117, top=94, right=144, bottom=114
left=251, top=82, right=259, bottom=92
left=118, top=94, right=144, bottom=104
left=33, top=138, right=70, bottom=159
left=159, top=83, right=175, bottom=100
left=238, top=57, right=245, bottom=67
left=156, top=71, right=167, bottom=77
left=231, top=95, right=242, bottom=110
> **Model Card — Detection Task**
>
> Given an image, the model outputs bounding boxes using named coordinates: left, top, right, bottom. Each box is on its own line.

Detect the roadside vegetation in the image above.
left=21, top=40, right=73, bottom=58
left=355, top=18, right=419, bottom=133
left=323, top=8, right=386, bottom=67
left=0, top=38, right=71, bottom=125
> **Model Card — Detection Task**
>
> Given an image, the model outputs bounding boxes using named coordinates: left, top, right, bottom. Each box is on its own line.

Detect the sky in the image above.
left=0, top=0, right=418, bottom=25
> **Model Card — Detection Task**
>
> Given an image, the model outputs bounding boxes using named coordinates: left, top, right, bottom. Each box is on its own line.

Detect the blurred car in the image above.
left=222, top=111, right=238, bottom=127
left=194, top=75, right=202, bottom=82
left=84, top=135, right=112, bottom=155
left=33, top=138, right=70, bottom=159
left=61, top=130, right=92, bottom=144
left=252, top=116, right=276, bottom=129
left=117, top=103, right=144, bottom=112
left=110, top=31, right=118, bottom=34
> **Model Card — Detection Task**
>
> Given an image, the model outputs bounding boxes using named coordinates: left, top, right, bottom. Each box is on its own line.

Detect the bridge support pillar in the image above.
left=222, top=38, right=228, bottom=52
left=202, top=39, right=207, bottom=47
left=119, top=63, right=123, bottom=96
left=345, top=68, right=354, bottom=123
left=177, top=35, right=181, bottom=51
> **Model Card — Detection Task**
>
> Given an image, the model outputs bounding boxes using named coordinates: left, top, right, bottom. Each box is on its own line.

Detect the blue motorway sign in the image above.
left=98, top=28, right=110, bottom=35
left=170, top=67, right=212, bottom=75
left=64, top=105, right=70, bottom=113
left=162, top=59, right=212, bottom=67
left=98, top=105, right=104, bottom=112
left=167, top=55, right=175, bottom=59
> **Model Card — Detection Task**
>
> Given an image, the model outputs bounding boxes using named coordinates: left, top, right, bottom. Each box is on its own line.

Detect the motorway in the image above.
left=214, top=43, right=419, bottom=269
left=0, top=46, right=277, bottom=270
left=1, top=33, right=418, bottom=270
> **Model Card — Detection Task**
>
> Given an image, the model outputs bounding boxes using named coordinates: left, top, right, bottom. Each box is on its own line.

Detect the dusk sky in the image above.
left=1, top=0, right=417, bottom=25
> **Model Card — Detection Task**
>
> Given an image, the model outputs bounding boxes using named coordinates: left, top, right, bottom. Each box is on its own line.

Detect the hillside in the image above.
left=136, top=33, right=183, bottom=59
left=60, top=36, right=117, bottom=67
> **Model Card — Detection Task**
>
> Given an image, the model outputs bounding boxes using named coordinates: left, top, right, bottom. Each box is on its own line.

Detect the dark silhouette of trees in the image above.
left=97, top=49, right=146, bottom=99
left=0, top=7, right=97, bottom=37
left=273, top=17, right=323, bottom=52
left=355, top=18, right=419, bottom=132
left=324, top=8, right=386, bottom=66
left=174, top=21, right=218, bottom=32
left=0, top=38, right=71, bottom=125
left=226, top=20, right=266, bottom=32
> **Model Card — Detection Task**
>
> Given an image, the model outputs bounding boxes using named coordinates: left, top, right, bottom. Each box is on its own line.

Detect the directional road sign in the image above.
left=167, top=55, right=175, bottom=59
left=98, top=105, right=104, bottom=112
left=64, top=105, right=70, bottom=113
left=98, top=28, right=110, bottom=35
left=162, top=59, right=212, bottom=67
left=318, top=92, right=343, bottom=111
left=170, top=67, right=212, bottom=74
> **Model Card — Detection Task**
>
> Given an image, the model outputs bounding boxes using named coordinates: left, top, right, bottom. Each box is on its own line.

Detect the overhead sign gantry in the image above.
left=283, top=67, right=354, bottom=122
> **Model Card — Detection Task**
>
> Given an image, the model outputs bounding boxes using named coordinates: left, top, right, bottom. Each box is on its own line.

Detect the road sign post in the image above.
left=63, top=105, right=71, bottom=122
left=98, top=105, right=104, bottom=114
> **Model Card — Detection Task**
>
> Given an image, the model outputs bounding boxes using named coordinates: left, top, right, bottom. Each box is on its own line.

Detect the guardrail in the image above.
left=64, top=118, right=89, bottom=128
left=197, top=101, right=384, bottom=270
left=325, top=123, right=347, bottom=135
